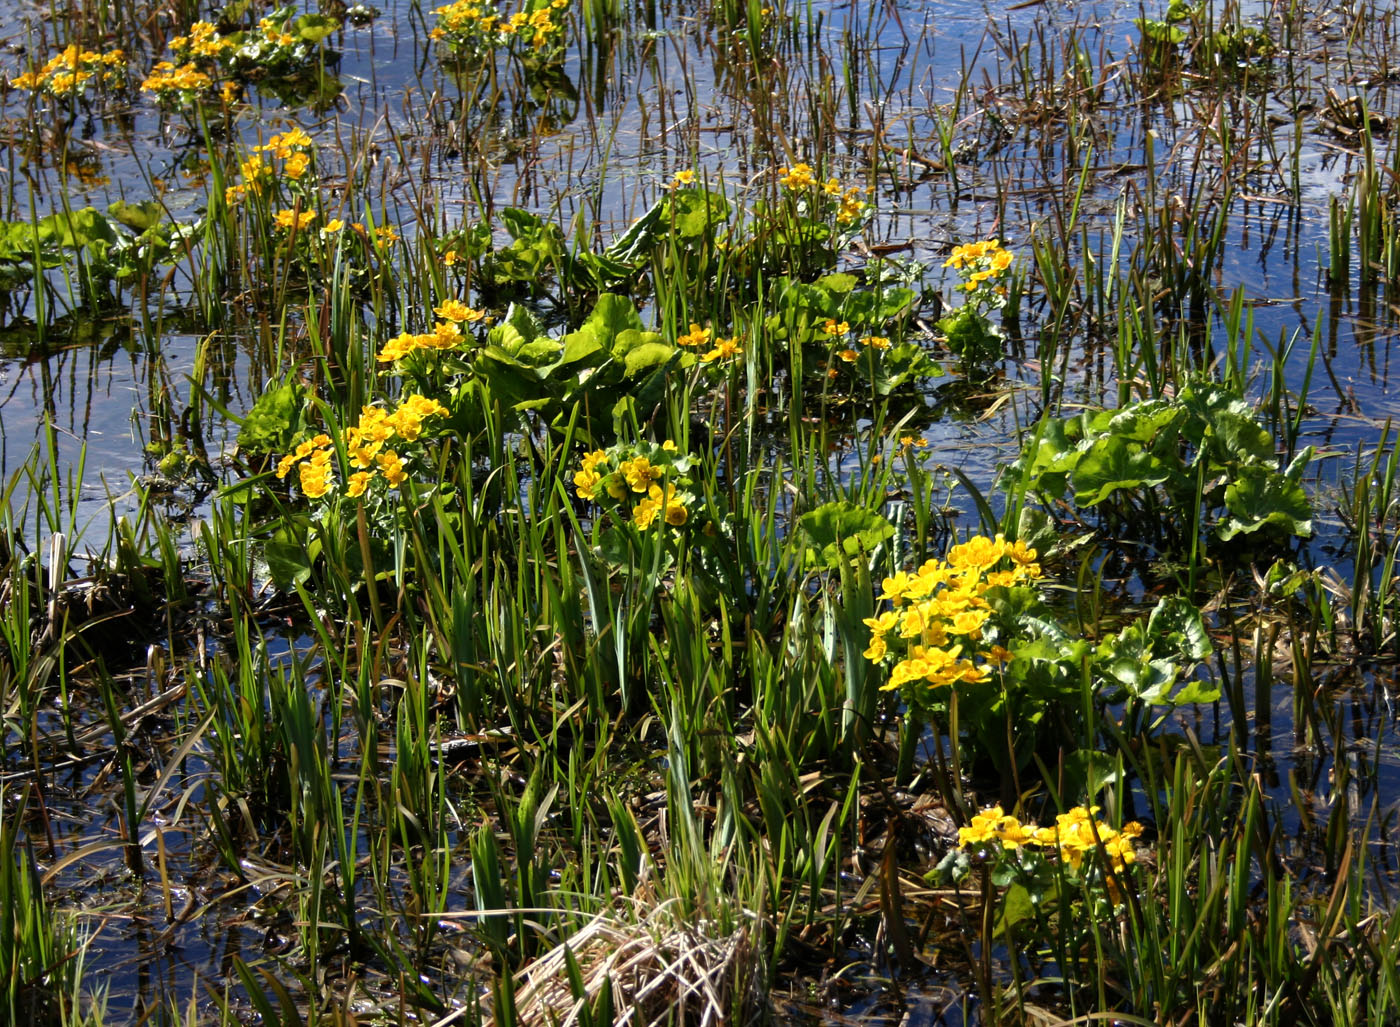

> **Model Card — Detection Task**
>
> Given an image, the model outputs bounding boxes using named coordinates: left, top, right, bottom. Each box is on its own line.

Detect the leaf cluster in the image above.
left=1006, top=380, right=1312, bottom=551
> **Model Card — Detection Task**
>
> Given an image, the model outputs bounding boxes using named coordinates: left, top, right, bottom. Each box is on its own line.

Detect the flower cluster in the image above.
left=273, top=208, right=316, bottom=232
left=777, top=162, right=870, bottom=225
left=675, top=323, right=742, bottom=363
left=276, top=395, right=449, bottom=499
left=822, top=324, right=893, bottom=370
left=140, top=61, right=214, bottom=104
left=959, top=804, right=1143, bottom=876
left=377, top=301, right=489, bottom=362
left=573, top=441, right=694, bottom=531
left=863, top=534, right=1041, bottom=698
left=12, top=46, right=126, bottom=97
left=170, top=21, right=235, bottom=62
left=945, top=239, right=1014, bottom=298
left=224, top=129, right=316, bottom=206
left=431, top=0, right=571, bottom=58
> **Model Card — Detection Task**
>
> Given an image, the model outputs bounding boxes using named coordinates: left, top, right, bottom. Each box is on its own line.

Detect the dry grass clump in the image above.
left=505, top=893, right=760, bottom=1027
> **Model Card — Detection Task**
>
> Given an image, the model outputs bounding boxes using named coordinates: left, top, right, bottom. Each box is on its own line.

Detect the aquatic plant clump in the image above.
left=938, top=238, right=1016, bottom=364
left=432, top=0, right=572, bottom=60
left=573, top=440, right=694, bottom=532
left=224, top=128, right=317, bottom=205
left=10, top=46, right=126, bottom=97
left=378, top=301, right=490, bottom=362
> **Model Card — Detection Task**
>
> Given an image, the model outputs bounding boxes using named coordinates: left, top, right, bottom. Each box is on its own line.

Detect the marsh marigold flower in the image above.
left=864, top=534, right=1041, bottom=700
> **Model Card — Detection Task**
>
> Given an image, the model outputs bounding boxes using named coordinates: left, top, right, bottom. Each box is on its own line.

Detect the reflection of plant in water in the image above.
left=0, top=204, right=196, bottom=302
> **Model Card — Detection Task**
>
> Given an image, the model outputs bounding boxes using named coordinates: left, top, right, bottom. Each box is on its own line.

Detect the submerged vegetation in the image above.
left=1, top=0, right=1400, bottom=1023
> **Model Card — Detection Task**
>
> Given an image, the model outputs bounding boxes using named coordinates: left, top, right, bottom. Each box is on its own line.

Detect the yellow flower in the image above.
left=434, top=299, right=485, bottom=322
left=284, top=152, right=310, bottom=179
left=946, top=534, right=1006, bottom=572
left=377, top=451, right=407, bottom=488
left=950, top=608, right=989, bottom=637
left=621, top=456, right=661, bottom=493
left=957, top=806, right=1006, bottom=847
left=274, top=208, right=317, bottom=232
left=140, top=61, right=212, bottom=97
left=822, top=319, right=849, bottom=336
left=633, top=494, right=661, bottom=529
left=778, top=162, right=815, bottom=189
left=403, top=394, right=449, bottom=419
left=656, top=482, right=688, bottom=526
left=677, top=322, right=711, bottom=348
left=863, top=611, right=899, bottom=638
left=879, top=571, right=916, bottom=604
left=573, top=468, right=602, bottom=499
left=347, top=471, right=374, bottom=497
left=672, top=169, right=696, bottom=187
left=701, top=336, right=743, bottom=363
left=299, top=460, right=333, bottom=498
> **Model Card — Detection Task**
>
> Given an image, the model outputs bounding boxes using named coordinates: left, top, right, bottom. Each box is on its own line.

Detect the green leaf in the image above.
left=39, top=207, right=117, bottom=255
left=585, top=293, right=643, bottom=343
left=1169, top=679, right=1222, bottom=705
left=294, top=13, right=341, bottom=42
left=1071, top=434, right=1170, bottom=506
left=797, top=501, right=895, bottom=570
left=938, top=307, right=1000, bottom=361
left=486, top=304, right=546, bottom=352
left=559, top=328, right=605, bottom=366
left=1061, top=748, right=1121, bottom=800
left=994, top=883, right=1035, bottom=936
left=619, top=339, right=674, bottom=377
left=266, top=535, right=314, bottom=590
left=604, top=201, right=665, bottom=262
left=108, top=200, right=164, bottom=233
left=236, top=380, right=306, bottom=455
left=817, top=272, right=858, bottom=295
left=1219, top=453, right=1313, bottom=540
left=1145, top=595, right=1212, bottom=661
left=666, top=188, right=730, bottom=239
left=1104, top=400, right=1184, bottom=446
